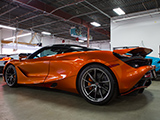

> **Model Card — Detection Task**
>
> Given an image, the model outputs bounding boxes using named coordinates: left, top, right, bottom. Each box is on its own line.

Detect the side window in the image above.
left=40, top=49, right=58, bottom=57
left=33, top=48, right=60, bottom=59
left=29, top=46, right=79, bottom=59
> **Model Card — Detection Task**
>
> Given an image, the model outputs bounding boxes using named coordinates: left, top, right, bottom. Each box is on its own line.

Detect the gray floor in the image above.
left=0, top=77, right=160, bottom=120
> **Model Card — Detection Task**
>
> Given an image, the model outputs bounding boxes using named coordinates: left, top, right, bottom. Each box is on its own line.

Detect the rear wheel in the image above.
left=77, top=64, right=117, bottom=105
left=4, top=65, right=17, bottom=87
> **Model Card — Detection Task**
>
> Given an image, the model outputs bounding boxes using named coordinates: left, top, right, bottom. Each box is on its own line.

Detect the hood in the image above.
left=113, top=47, right=152, bottom=57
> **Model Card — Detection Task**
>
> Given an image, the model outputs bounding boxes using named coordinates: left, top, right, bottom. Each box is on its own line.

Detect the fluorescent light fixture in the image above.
left=113, top=7, right=125, bottom=15
left=84, top=38, right=87, bottom=40
left=90, top=22, right=101, bottom=27
left=79, top=40, right=84, bottom=43
left=41, top=31, right=51, bottom=35
left=4, top=33, right=31, bottom=40
left=0, top=24, right=16, bottom=30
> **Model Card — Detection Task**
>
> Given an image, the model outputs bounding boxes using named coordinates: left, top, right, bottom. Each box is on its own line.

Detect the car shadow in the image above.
left=1, top=82, right=154, bottom=113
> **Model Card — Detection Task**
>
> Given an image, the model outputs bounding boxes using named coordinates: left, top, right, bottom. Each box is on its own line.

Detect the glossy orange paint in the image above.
left=3, top=50, right=154, bottom=94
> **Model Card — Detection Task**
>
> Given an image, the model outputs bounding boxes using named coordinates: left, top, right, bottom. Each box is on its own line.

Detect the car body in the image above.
left=3, top=44, right=155, bottom=105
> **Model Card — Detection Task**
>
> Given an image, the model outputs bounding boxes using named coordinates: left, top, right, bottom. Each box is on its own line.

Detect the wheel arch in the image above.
left=76, top=62, right=120, bottom=94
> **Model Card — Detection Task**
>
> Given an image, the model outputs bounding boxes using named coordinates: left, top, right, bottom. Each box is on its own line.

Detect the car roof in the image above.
left=51, top=44, right=87, bottom=48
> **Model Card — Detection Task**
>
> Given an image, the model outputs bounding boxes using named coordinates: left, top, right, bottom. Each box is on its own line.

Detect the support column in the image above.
left=87, top=27, right=90, bottom=47
left=0, top=29, right=2, bottom=54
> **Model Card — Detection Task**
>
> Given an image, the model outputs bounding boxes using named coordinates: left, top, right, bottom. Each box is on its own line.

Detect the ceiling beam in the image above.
left=13, top=0, right=110, bottom=37
left=13, top=0, right=89, bottom=27
left=85, top=1, right=111, bottom=19
left=0, top=6, right=19, bottom=17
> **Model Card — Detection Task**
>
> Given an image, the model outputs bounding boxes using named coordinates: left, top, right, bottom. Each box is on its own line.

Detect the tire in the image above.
left=4, top=65, right=17, bottom=87
left=77, top=64, right=117, bottom=105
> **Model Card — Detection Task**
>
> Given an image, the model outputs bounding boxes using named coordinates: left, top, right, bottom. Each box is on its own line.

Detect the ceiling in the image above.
left=0, top=0, right=160, bottom=41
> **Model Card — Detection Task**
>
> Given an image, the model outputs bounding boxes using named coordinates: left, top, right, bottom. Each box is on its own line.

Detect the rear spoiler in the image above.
left=113, top=47, right=152, bottom=57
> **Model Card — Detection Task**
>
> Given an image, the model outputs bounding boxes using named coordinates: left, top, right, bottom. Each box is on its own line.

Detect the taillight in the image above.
left=144, top=73, right=151, bottom=78
left=0, top=57, right=11, bottom=61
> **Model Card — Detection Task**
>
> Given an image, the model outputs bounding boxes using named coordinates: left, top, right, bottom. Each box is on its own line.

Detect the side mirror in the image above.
left=19, top=53, right=31, bottom=61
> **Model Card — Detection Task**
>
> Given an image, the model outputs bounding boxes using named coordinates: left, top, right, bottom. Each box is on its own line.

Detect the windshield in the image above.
left=27, top=44, right=98, bottom=59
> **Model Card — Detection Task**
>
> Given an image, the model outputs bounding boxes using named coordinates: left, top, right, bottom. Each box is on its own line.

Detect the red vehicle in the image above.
left=3, top=44, right=155, bottom=105
left=0, top=54, right=19, bottom=74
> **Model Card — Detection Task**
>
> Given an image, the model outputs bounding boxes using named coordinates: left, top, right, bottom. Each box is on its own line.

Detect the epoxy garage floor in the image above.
left=0, top=77, right=160, bottom=120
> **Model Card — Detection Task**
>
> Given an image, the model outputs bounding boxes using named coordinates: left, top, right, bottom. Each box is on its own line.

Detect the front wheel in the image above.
left=77, top=64, right=117, bottom=105
left=4, top=65, right=17, bottom=87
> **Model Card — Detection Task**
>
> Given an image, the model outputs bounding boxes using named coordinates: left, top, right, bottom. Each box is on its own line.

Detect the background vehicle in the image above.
left=0, top=54, right=19, bottom=74
left=146, top=56, right=160, bottom=78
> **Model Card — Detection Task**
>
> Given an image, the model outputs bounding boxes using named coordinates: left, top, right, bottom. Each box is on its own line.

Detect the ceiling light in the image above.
left=113, top=7, right=125, bottom=15
left=0, top=24, right=16, bottom=30
left=84, top=38, right=87, bottom=40
left=90, top=22, right=101, bottom=27
left=41, top=31, right=51, bottom=35
left=4, top=33, right=31, bottom=40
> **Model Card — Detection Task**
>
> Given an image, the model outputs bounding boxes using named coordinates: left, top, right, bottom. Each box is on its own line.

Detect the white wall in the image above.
left=111, top=13, right=160, bottom=57
left=87, top=40, right=110, bottom=50
left=47, top=36, right=83, bottom=46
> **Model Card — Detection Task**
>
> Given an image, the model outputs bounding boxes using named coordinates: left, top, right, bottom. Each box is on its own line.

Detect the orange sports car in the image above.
left=3, top=44, right=155, bottom=105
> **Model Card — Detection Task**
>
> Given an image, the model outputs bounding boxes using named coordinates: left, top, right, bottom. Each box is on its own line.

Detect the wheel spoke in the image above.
left=6, top=75, right=10, bottom=78
left=100, top=81, right=109, bottom=84
left=7, top=68, right=11, bottom=73
left=99, top=88, right=103, bottom=98
left=83, top=78, right=92, bottom=84
left=6, top=73, right=14, bottom=76
left=8, top=79, right=11, bottom=83
left=99, top=72, right=104, bottom=80
left=10, top=79, right=13, bottom=84
left=12, top=77, right=15, bottom=81
left=94, top=87, right=97, bottom=99
left=88, top=88, right=95, bottom=95
left=10, top=78, right=14, bottom=84
left=87, top=72, right=96, bottom=82
left=101, top=86, right=108, bottom=92
left=85, top=84, right=95, bottom=89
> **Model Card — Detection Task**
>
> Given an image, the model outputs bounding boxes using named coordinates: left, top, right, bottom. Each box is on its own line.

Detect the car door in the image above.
left=17, top=47, right=57, bottom=84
